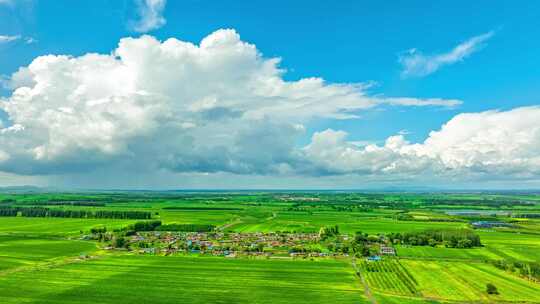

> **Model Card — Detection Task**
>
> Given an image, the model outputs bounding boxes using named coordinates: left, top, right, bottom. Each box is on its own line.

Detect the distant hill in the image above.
left=0, top=185, right=44, bottom=193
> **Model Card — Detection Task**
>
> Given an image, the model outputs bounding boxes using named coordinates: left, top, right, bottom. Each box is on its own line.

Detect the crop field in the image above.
left=476, top=231, right=540, bottom=262
left=0, top=217, right=136, bottom=236
left=395, top=245, right=503, bottom=261
left=359, top=259, right=540, bottom=302
left=399, top=260, right=540, bottom=302
left=359, top=259, right=419, bottom=296
left=0, top=255, right=367, bottom=304
left=0, top=235, right=97, bottom=271
left=0, top=191, right=539, bottom=303
left=228, top=211, right=466, bottom=234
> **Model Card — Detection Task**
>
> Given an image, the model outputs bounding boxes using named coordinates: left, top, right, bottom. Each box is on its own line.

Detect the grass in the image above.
left=0, top=235, right=96, bottom=272
left=395, top=245, right=503, bottom=261
left=1, top=192, right=539, bottom=303
left=0, top=217, right=136, bottom=236
left=0, top=255, right=368, bottom=304
left=228, top=211, right=466, bottom=234
left=359, top=259, right=418, bottom=296
left=360, top=258, right=540, bottom=303
left=399, top=260, right=540, bottom=302
left=478, top=231, right=540, bottom=262
left=372, top=293, right=442, bottom=304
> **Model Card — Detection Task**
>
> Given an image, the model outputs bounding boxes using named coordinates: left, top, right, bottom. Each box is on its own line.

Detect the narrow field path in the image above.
left=265, top=212, right=277, bottom=221
left=218, top=218, right=243, bottom=231
left=0, top=242, right=105, bottom=278
left=351, top=258, right=378, bottom=304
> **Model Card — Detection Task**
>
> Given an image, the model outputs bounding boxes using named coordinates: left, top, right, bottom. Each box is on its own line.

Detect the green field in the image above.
left=359, top=258, right=540, bottom=302
left=0, top=235, right=97, bottom=271
left=0, top=217, right=136, bottom=236
left=400, top=260, right=540, bottom=302
left=477, top=231, right=540, bottom=262
left=0, top=191, right=539, bottom=303
left=395, top=245, right=503, bottom=261
left=228, top=211, right=466, bottom=234
left=0, top=255, right=367, bottom=304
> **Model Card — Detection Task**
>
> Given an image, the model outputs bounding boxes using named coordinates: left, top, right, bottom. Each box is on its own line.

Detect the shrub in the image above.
left=486, top=283, right=499, bottom=295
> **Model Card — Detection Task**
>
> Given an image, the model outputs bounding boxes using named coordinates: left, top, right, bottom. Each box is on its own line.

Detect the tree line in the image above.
left=0, top=207, right=18, bottom=216
left=492, top=260, right=540, bottom=282
left=393, top=212, right=464, bottom=223
left=386, top=229, right=481, bottom=248
left=156, top=223, right=216, bottom=232
left=16, top=201, right=106, bottom=207
left=0, top=206, right=151, bottom=219
left=512, top=213, right=540, bottom=218
left=318, top=225, right=340, bottom=240
left=126, top=220, right=163, bottom=232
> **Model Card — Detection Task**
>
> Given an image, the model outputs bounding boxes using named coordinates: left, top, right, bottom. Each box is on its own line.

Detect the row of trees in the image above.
left=127, top=220, right=163, bottom=232
left=322, top=230, right=374, bottom=257
left=156, top=224, right=216, bottom=232
left=91, top=221, right=163, bottom=245
left=17, top=201, right=106, bottom=207
left=93, top=210, right=152, bottom=219
left=512, top=213, right=540, bottom=218
left=0, top=207, right=18, bottom=216
left=286, top=203, right=371, bottom=213
left=319, top=225, right=340, bottom=239
left=492, top=260, right=540, bottom=281
left=0, top=207, right=152, bottom=219
left=386, top=229, right=481, bottom=248
left=393, top=212, right=463, bottom=222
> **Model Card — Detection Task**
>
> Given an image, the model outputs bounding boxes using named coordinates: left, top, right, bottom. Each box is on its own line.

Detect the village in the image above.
left=98, top=229, right=397, bottom=259
left=120, top=231, right=332, bottom=257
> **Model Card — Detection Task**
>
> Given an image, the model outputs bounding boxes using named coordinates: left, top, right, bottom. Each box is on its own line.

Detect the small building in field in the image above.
left=471, top=221, right=513, bottom=229
left=367, top=256, right=381, bottom=262
left=380, top=246, right=396, bottom=256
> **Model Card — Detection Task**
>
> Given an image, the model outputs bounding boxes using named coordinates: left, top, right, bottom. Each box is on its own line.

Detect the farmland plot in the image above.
left=0, top=255, right=368, bottom=304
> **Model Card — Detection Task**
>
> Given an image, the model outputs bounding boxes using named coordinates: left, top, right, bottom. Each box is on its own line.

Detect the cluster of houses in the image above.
left=471, top=221, right=514, bottom=229
left=112, top=231, right=399, bottom=261
left=122, top=231, right=329, bottom=257
left=379, top=246, right=396, bottom=256
left=276, top=195, right=321, bottom=202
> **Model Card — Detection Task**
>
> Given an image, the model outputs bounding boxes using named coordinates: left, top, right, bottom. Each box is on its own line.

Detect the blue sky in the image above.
left=2, top=1, right=539, bottom=142
left=0, top=1, right=539, bottom=189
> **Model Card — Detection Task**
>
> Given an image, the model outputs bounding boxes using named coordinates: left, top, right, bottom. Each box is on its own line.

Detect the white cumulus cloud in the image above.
left=1, top=29, right=534, bottom=186
left=400, top=31, right=494, bottom=78
left=130, top=0, right=167, bottom=33
left=304, top=106, right=540, bottom=180
left=0, top=35, right=21, bottom=43
left=0, top=35, right=37, bottom=45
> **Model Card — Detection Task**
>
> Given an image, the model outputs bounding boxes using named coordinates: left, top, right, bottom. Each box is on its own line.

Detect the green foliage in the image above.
left=492, top=259, right=540, bottom=281
left=162, top=206, right=242, bottom=211
left=15, top=201, right=106, bottom=207
left=486, top=283, right=499, bottom=295
left=0, top=207, right=18, bottom=217
left=156, top=223, right=215, bottom=232
left=112, top=236, right=127, bottom=248
left=90, top=226, right=107, bottom=234
left=318, top=225, right=339, bottom=239
left=16, top=207, right=152, bottom=219
left=126, top=220, right=162, bottom=232
left=387, top=229, right=481, bottom=248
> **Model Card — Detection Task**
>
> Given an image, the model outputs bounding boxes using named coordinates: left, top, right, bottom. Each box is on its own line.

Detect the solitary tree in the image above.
left=486, top=283, right=499, bottom=295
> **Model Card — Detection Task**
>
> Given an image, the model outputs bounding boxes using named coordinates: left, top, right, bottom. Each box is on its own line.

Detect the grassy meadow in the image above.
left=0, top=191, right=539, bottom=303
left=0, top=255, right=367, bottom=304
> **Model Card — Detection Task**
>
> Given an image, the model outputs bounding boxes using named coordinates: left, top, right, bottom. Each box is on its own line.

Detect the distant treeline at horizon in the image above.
left=0, top=207, right=152, bottom=219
